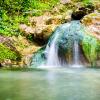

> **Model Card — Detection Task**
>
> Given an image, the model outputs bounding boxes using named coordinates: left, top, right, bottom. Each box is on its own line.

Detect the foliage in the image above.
left=0, top=0, right=59, bottom=36
left=0, top=0, right=59, bottom=16
left=0, top=43, right=19, bottom=61
left=0, top=10, right=29, bottom=36
left=97, top=41, right=100, bottom=53
left=82, top=35, right=98, bottom=66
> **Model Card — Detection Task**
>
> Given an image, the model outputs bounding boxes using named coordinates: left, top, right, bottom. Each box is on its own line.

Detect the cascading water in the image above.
left=73, top=41, right=79, bottom=64
left=31, top=21, right=85, bottom=68
left=46, top=34, right=61, bottom=67
left=72, top=41, right=83, bottom=68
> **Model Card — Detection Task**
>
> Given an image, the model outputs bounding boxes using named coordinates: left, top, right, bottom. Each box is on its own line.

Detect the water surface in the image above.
left=0, top=68, right=100, bottom=100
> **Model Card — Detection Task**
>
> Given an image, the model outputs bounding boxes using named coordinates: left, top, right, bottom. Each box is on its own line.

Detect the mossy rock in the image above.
left=82, top=35, right=97, bottom=66
left=0, top=43, right=21, bottom=61
left=0, top=35, right=21, bottom=67
left=71, top=2, right=95, bottom=20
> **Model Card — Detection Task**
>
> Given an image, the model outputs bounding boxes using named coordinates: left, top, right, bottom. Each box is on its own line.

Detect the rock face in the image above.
left=60, top=0, right=71, bottom=4
left=11, top=35, right=40, bottom=67
left=0, top=35, right=21, bottom=67
left=0, top=35, right=40, bottom=67
left=19, top=12, right=71, bottom=45
left=71, top=3, right=95, bottom=20
left=0, top=35, right=19, bottom=54
left=82, top=12, right=100, bottom=40
left=81, top=12, right=100, bottom=66
left=31, top=13, right=100, bottom=67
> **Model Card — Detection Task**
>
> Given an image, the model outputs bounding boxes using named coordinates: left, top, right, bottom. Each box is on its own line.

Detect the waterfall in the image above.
left=31, top=21, right=85, bottom=68
left=72, top=41, right=83, bottom=68
left=40, top=34, right=61, bottom=68
left=73, top=41, right=79, bottom=65
left=46, top=34, right=60, bottom=67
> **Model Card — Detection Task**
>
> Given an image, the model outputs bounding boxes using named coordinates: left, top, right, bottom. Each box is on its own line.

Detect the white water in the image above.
left=40, top=38, right=83, bottom=68
left=45, top=34, right=61, bottom=67
left=39, top=21, right=83, bottom=68
left=39, top=34, right=61, bottom=68
left=40, top=36, right=83, bottom=68
left=72, top=41, right=83, bottom=68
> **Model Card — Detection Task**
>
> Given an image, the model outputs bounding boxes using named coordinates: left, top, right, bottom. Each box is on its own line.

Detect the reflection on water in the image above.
left=0, top=68, right=100, bottom=100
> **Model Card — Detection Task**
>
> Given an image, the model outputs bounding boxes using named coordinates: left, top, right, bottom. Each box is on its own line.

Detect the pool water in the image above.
left=0, top=68, right=100, bottom=100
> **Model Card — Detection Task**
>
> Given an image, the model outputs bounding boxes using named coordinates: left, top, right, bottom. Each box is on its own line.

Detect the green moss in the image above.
left=97, top=41, right=100, bottom=52
left=0, top=43, right=20, bottom=61
left=82, top=35, right=98, bottom=66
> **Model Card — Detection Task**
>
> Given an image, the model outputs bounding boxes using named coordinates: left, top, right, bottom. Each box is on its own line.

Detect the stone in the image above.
left=19, top=13, right=71, bottom=44
left=19, top=24, right=35, bottom=35
left=0, top=35, right=22, bottom=67
left=0, top=35, right=19, bottom=53
left=81, top=12, right=100, bottom=66
left=60, top=0, right=71, bottom=4
left=82, top=12, right=100, bottom=40
left=71, top=3, right=95, bottom=20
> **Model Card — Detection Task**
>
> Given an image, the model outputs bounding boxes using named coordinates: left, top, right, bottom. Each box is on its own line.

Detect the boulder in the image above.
left=81, top=12, right=100, bottom=66
left=71, top=3, right=95, bottom=20
left=81, top=12, right=100, bottom=40
left=0, top=35, right=19, bottom=53
left=19, top=13, right=71, bottom=45
left=12, top=35, right=40, bottom=67
left=60, top=0, right=71, bottom=4
left=0, top=35, right=41, bottom=67
left=0, top=35, right=21, bottom=67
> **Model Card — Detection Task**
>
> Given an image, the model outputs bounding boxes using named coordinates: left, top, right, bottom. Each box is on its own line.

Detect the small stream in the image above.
left=0, top=68, right=100, bottom=100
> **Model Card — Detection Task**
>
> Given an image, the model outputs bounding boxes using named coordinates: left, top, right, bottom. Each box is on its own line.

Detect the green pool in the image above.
left=0, top=68, right=100, bottom=100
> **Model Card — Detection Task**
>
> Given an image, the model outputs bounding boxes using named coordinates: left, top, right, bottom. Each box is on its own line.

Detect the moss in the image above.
left=97, top=41, right=100, bottom=52
left=82, top=35, right=99, bottom=66
left=0, top=43, right=20, bottom=61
